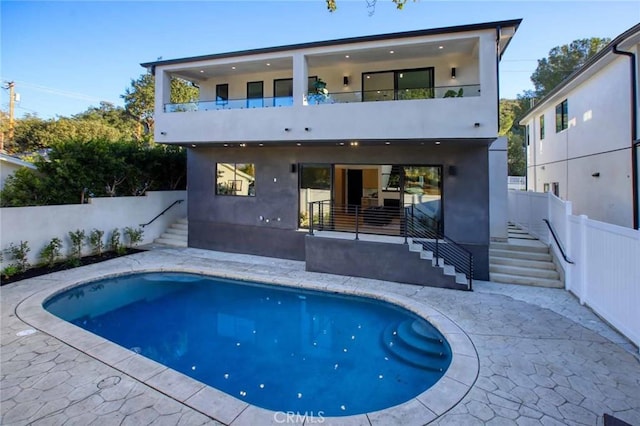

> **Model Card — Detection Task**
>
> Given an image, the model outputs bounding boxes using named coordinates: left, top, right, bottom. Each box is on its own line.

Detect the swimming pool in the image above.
left=44, top=272, right=452, bottom=416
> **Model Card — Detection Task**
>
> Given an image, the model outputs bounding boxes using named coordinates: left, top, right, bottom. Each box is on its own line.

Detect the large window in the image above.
left=247, top=81, right=263, bottom=108
left=403, top=166, right=442, bottom=231
left=216, top=163, right=255, bottom=196
left=363, top=68, right=434, bottom=102
left=298, top=164, right=331, bottom=228
left=216, top=84, right=228, bottom=105
left=555, top=99, right=568, bottom=132
left=273, top=78, right=293, bottom=107
left=539, top=115, right=545, bottom=140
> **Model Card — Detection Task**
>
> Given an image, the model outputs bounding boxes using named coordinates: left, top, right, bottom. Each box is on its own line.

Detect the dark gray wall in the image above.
left=305, top=236, right=468, bottom=290
left=187, top=143, right=490, bottom=271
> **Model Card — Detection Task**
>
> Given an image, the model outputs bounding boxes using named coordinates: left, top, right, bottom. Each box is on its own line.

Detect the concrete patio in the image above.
left=1, top=247, right=639, bottom=425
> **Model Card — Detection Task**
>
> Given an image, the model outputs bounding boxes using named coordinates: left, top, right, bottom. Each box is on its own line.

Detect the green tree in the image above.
left=326, top=0, right=411, bottom=12
left=122, top=73, right=198, bottom=141
left=531, top=38, right=610, bottom=97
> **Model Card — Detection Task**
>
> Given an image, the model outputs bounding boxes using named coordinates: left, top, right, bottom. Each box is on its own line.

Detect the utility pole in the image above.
left=2, top=81, right=16, bottom=152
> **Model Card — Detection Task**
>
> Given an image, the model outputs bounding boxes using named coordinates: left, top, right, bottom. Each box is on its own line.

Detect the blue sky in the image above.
left=1, top=1, right=638, bottom=119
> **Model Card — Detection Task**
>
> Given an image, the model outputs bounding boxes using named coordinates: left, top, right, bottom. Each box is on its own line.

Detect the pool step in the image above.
left=381, top=320, right=450, bottom=372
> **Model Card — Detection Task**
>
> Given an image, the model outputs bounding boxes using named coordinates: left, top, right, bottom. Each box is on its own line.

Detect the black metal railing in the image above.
left=542, top=219, right=574, bottom=264
left=139, top=199, right=184, bottom=228
left=308, top=200, right=473, bottom=290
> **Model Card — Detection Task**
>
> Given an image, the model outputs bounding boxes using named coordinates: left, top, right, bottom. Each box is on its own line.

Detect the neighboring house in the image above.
left=0, top=153, right=37, bottom=191
left=520, top=23, right=640, bottom=229
left=142, top=19, right=521, bottom=287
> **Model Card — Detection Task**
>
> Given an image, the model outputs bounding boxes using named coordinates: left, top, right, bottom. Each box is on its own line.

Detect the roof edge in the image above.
left=140, top=18, right=522, bottom=68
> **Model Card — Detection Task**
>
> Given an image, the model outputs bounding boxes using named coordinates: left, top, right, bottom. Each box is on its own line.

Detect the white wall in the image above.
left=0, top=162, right=21, bottom=191
left=0, top=191, right=186, bottom=268
left=525, top=57, right=634, bottom=228
left=489, top=137, right=508, bottom=241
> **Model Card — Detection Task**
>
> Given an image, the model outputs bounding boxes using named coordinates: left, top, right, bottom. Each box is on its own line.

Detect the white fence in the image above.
left=508, top=191, right=640, bottom=350
left=0, top=191, right=187, bottom=268
left=507, top=176, right=526, bottom=191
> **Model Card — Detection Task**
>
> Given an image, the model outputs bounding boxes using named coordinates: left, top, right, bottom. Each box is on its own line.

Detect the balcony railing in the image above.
left=163, top=84, right=481, bottom=113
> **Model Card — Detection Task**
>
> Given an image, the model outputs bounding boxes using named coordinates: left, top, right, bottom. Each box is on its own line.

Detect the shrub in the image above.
left=88, top=229, right=105, bottom=256
left=68, top=229, right=86, bottom=260
left=7, top=241, right=30, bottom=273
left=109, top=228, right=125, bottom=255
left=40, top=238, right=63, bottom=268
left=124, top=227, right=144, bottom=248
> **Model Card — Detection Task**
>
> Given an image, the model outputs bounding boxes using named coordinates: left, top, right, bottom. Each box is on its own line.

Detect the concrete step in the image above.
left=490, top=272, right=563, bottom=288
left=159, top=232, right=187, bottom=242
left=490, top=242, right=549, bottom=253
left=508, top=234, right=538, bottom=240
left=490, top=264, right=559, bottom=280
left=171, top=223, right=188, bottom=231
left=177, top=218, right=188, bottom=225
left=165, top=227, right=188, bottom=236
left=154, top=237, right=188, bottom=247
left=490, top=248, right=552, bottom=262
left=490, top=256, right=556, bottom=270
left=455, top=273, right=468, bottom=285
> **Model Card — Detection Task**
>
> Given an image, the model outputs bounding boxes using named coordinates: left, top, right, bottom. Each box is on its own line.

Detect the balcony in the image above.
left=151, top=27, right=505, bottom=144
left=164, top=84, right=481, bottom=113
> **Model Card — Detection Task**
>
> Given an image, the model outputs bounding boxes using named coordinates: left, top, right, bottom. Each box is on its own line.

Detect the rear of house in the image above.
left=142, top=19, right=521, bottom=287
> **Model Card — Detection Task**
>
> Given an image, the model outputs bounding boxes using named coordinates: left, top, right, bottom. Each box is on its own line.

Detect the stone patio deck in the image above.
left=1, top=247, right=639, bottom=425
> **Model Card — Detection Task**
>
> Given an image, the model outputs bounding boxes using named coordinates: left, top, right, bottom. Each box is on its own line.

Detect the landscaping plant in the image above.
left=88, top=229, right=105, bottom=256
left=109, top=228, right=125, bottom=255
left=124, top=226, right=144, bottom=248
left=40, top=237, right=63, bottom=268
left=7, top=241, right=30, bottom=273
left=68, top=229, right=86, bottom=263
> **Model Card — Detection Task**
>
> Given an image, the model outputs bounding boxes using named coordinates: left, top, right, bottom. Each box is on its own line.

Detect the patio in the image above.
left=1, top=247, right=639, bottom=425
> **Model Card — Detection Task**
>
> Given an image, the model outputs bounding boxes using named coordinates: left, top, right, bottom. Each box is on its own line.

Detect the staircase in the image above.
left=408, top=240, right=470, bottom=288
left=154, top=218, right=188, bottom=247
left=382, top=318, right=451, bottom=372
left=489, top=224, right=563, bottom=288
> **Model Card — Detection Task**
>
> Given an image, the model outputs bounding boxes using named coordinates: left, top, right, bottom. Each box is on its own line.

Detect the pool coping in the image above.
left=15, top=263, right=479, bottom=426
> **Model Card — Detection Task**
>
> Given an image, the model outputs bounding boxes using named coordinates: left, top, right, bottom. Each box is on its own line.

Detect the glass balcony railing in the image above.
left=163, top=84, right=480, bottom=112
left=164, top=96, right=295, bottom=112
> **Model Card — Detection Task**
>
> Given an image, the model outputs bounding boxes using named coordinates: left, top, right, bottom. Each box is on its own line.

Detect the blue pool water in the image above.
left=44, top=272, right=451, bottom=416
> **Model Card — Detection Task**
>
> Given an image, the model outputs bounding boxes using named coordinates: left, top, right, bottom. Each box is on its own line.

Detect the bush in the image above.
left=40, top=238, right=63, bottom=268
left=88, top=229, right=105, bottom=256
left=6, top=241, right=30, bottom=273
left=124, top=227, right=144, bottom=248
left=68, top=229, right=86, bottom=260
left=109, top=228, right=125, bottom=255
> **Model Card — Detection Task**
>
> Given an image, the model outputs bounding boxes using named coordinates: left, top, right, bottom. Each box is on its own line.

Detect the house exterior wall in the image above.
left=153, top=30, right=500, bottom=145
left=524, top=57, right=634, bottom=227
left=187, top=144, right=491, bottom=279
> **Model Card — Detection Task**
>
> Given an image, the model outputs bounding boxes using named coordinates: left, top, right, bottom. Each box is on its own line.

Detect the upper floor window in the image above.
left=247, top=81, right=263, bottom=108
left=216, top=163, right=255, bottom=196
left=539, top=115, right=545, bottom=140
left=216, top=84, right=228, bottom=105
left=555, top=99, right=568, bottom=132
left=363, top=68, right=434, bottom=102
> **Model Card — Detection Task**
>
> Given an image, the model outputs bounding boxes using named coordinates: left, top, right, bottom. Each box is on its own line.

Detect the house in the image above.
left=520, top=23, right=640, bottom=230
left=141, top=19, right=521, bottom=288
left=0, top=153, right=37, bottom=191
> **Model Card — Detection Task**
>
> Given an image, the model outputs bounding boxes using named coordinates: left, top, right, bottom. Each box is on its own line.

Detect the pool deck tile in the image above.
left=367, top=399, right=438, bottom=426
left=2, top=246, right=640, bottom=425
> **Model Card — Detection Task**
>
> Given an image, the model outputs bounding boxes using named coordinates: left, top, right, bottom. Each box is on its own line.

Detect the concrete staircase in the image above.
left=154, top=218, right=188, bottom=247
left=409, top=240, right=470, bottom=288
left=489, top=224, right=563, bottom=288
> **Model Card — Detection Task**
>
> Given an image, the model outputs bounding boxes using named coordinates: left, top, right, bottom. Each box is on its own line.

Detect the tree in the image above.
left=326, top=0, right=411, bottom=12
left=121, top=73, right=199, bottom=141
left=531, top=38, right=610, bottom=98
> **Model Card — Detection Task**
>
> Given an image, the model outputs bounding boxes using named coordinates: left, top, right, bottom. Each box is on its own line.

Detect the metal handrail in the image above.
left=139, top=199, right=184, bottom=228
left=307, top=200, right=473, bottom=290
left=542, top=219, right=574, bottom=264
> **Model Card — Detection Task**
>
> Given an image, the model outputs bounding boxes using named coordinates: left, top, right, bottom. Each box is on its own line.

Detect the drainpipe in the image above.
left=612, top=45, right=639, bottom=230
